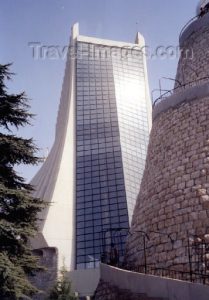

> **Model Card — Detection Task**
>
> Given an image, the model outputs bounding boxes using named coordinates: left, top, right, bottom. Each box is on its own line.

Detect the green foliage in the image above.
left=0, top=64, right=45, bottom=299
left=47, top=269, right=78, bottom=300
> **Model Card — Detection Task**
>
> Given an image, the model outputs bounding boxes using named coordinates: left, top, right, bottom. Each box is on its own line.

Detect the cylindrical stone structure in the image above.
left=126, top=10, right=209, bottom=273
left=176, top=10, right=209, bottom=86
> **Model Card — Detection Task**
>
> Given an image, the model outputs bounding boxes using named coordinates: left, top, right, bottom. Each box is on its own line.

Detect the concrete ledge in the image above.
left=100, top=263, right=209, bottom=300
left=153, top=82, right=209, bottom=121
left=180, top=13, right=209, bottom=46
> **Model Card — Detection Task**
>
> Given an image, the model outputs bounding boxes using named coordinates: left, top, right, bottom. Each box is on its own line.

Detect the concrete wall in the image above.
left=69, top=268, right=100, bottom=297
left=30, top=23, right=78, bottom=272
left=31, top=247, right=58, bottom=300
left=96, top=263, right=209, bottom=300
left=31, top=248, right=99, bottom=299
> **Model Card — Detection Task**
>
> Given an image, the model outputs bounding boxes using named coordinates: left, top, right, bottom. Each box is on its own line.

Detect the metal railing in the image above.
left=100, top=228, right=129, bottom=267
left=101, top=230, right=209, bottom=285
left=179, top=8, right=209, bottom=41
left=125, top=232, right=209, bottom=285
left=123, top=263, right=209, bottom=285
left=153, top=76, right=209, bottom=107
left=179, top=15, right=199, bottom=41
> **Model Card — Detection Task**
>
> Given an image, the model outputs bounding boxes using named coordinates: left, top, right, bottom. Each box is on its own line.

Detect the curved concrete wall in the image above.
left=30, top=24, right=79, bottom=271
left=96, top=263, right=209, bottom=300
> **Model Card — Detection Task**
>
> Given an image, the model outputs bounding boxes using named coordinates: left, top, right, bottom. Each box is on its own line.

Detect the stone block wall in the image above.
left=175, top=14, right=209, bottom=86
left=126, top=95, right=209, bottom=271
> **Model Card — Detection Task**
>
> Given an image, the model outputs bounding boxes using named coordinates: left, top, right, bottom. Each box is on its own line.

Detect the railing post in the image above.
left=143, top=235, right=147, bottom=274
left=187, top=232, right=193, bottom=282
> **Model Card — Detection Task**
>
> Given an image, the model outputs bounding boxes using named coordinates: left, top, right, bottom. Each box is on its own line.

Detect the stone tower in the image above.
left=126, top=4, right=209, bottom=273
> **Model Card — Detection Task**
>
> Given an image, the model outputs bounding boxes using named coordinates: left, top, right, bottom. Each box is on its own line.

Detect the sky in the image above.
left=0, top=0, right=199, bottom=181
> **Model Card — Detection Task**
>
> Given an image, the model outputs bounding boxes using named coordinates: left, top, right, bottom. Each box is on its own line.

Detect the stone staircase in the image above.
left=94, top=280, right=167, bottom=300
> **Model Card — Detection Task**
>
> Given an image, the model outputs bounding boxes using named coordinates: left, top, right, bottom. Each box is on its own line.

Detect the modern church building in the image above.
left=31, top=23, right=152, bottom=296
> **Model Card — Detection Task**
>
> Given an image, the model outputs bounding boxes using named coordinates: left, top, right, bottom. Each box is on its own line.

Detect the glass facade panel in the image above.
left=74, top=40, right=150, bottom=270
left=75, top=42, right=129, bottom=269
left=112, top=50, right=150, bottom=220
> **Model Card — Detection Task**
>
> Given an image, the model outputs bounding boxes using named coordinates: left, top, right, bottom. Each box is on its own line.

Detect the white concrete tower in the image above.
left=31, top=23, right=151, bottom=297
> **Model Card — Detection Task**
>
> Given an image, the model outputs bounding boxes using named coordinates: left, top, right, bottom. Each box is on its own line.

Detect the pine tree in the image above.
left=47, top=268, right=78, bottom=300
left=0, top=64, right=45, bottom=299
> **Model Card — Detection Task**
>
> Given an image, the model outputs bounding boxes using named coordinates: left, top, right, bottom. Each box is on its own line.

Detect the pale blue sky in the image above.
left=0, top=0, right=198, bottom=181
